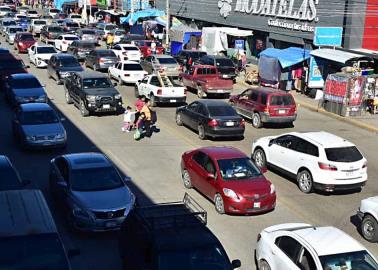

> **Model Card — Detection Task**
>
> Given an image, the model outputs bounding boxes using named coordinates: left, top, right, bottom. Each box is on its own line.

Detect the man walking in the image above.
left=140, top=99, right=152, bottom=138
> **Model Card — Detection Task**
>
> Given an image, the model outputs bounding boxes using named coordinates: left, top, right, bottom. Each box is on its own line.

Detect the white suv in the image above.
left=252, top=131, right=367, bottom=193
left=255, top=223, right=378, bottom=270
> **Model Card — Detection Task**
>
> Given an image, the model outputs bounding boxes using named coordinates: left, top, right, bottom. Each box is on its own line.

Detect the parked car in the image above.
left=47, top=53, right=83, bottom=85
left=0, top=190, right=76, bottom=269
left=76, top=28, right=97, bottom=43
left=176, top=100, right=245, bottom=140
left=118, top=193, right=241, bottom=270
left=28, top=43, right=57, bottom=68
left=14, top=32, right=36, bottom=53
left=251, top=131, right=368, bottom=193
left=12, top=103, right=67, bottom=149
left=85, top=49, right=118, bottom=71
left=199, top=55, right=237, bottom=80
left=255, top=223, right=378, bottom=270
left=48, top=8, right=60, bottom=17
left=54, top=34, right=79, bottom=52
left=5, top=25, right=23, bottom=44
left=181, top=146, right=275, bottom=214
left=140, top=55, right=182, bottom=78
left=0, top=155, right=30, bottom=191
left=62, top=21, right=80, bottom=33
left=135, top=73, right=186, bottom=106
left=135, top=40, right=164, bottom=57
left=0, top=5, right=11, bottom=17
left=357, top=196, right=378, bottom=242
left=180, top=65, right=233, bottom=98
left=49, top=152, right=135, bottom=231
left=40, top=25, right=64, bottom=44
left=229, top=87, right=297, bottom=128
left=64, top=71, right=123, bottom=116
left=4, top=73, right=47, bottom=106
left=67, top=13, right=82, bottom=24
left=26, top=10, right=39, bottom=19
left=111, top=43, right=142, bottom=62
left=16, top=18, right=30, bottom=32
left=175, top=49, right=207, bottom=66
left=0, top=18, right=16, bottom=34
left=108, top=61, right=147, bottom=85
left=0, top=54, right=28, bottom=86
left=28, top=19, right=47, bottom=36
left=67, top=40, right=96, bottom=60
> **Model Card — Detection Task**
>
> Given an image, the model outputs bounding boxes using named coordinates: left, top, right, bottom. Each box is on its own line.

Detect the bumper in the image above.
left=24, top=139, right=66, bottom=149
left=154, top=96, right=186, bottom=104
left=205, top=89, right=233, bottom=95
left=223, top=193, right=276, bottom=214
left=77, top=52, right=90, bottom=59
left=206, top=126, right=245, bottom=138
left=221, top=74, right=236, bottom=80
left=160, top=70, right=180, bottom=77
left=86, top=101, right=123, bottom=113
left=35, top=59, right=49, bottom=67
left=313, top=181, right=366, bottom=192
left=261, top=113, right=297, bottom=124
left=98, top=63, right=118, bottom=70
left=72, top=215, right=126, bottom=232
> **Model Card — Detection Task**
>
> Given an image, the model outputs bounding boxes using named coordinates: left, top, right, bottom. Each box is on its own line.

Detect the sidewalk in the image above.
left=235, top=75, right=378, bottom=134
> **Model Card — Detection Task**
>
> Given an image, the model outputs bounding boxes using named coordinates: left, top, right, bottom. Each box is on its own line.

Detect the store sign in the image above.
left=313, top=27, right=343, bottom=46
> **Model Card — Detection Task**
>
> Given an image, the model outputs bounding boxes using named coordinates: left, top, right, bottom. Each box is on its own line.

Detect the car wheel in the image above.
left=198, top=125, right=206, bottom=140
left=150, top=94, right=156, bottom=107
left=134, top=86, right=139, bottom=98
left=259, top=260, right=271, bottom=270
left=197, top=85, right=204, bottom=99
left=297, top=169, right=313, bottom=193
left=80, top=99, right=89, bottom=117
left=252, top=112, right=262, bottom=128
left=56, top=77, right=62, bottom=85
left=253, top=148, right=266, bottom=169
left=362, top=215, right=378, bottom=242
left=65, top=89, right=73, bottom=104
left=214, top=194, right=225, bottom=214
left=175, top=113, right=183, bottom=126
left=182, top=169, right=192, bottom=189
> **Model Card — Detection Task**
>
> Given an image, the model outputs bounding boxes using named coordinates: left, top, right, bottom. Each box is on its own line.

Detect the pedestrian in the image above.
left=186, top=56, right=193, bottom=71
left=134, top=112, right=145, bottom=140
left=151, top=40, right=157, bottom=55
left=121, top=106, right=135, bottom=132
left=140, top=99, right=153, bottom=138
left=106, top=32, right=114, bottom=49
left=134, top=95, right=145, bottom=124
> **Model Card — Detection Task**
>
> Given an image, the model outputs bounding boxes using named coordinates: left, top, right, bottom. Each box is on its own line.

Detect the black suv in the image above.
left=40, top=25, right=64, bottom=44
left=175, top=50, right=207, bottom=65
left=67, top=40, right=96, bottom=60
left=64, top=71, right=123, bottom=117
left=199, top=55, right=237, bottom=80
left=47, top=53, right=84, bottom=85
left=118, top=193, right=241, bottom=270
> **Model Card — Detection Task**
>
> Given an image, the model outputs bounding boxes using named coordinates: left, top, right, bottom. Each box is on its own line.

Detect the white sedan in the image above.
left=112, top=44, right=142, bottom=62
left=255, top=223, right=378, bottom=270
left=28, top=43, right=57, bottom=68
left=54, top=34, right=79, bottom=52
left=108, top=61, right=147, bottom=85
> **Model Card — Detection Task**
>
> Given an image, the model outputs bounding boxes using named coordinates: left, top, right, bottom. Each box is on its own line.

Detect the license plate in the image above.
left=170, top=99, right=177, bottom=103
left=43, top=142, right=52, bottom=146
left=346, top=171, right=354, bottom=177
left=225, top=121, right=234, bottom=126
left=103, top=104, right=110, bottom=109
left=105, top=221, right=117, bottom=228
left=278, top=109, right=286, bottom=114
left=217, top=89, right=224, bottom=93
left=253, top=202, right=261, bottom=208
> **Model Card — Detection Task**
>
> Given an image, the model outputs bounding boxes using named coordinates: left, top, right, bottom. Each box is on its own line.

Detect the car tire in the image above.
left=259, top=260, right=271, bottom=270
left=182, top=169, right=192, bottom=189
left=197, top=85, right=204, bottom=99
left=214, top=194, right=225, bottom=214
left=297, top=169, right=314, bottom=193
left=134, top=86, right=139, bottom=98
left=252, top=112, right=262, bottom=128
left=198, top=125, right=206, bottom=140
left=56, top=76, right=62, bottom=85
left=80, top=99, right=89, bottom=117
left=65, top=89, right=73, bottom=104
left=175, top=113, right=183, bottom=126
left=253, top=148, right=266, bottom=169
left=150, top=94, right=156, bottom=107
left=361, top=215, right=378, bottom=242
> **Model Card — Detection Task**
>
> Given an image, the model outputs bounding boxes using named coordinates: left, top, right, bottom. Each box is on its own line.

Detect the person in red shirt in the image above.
left=134, top=95, right=146, bottom=125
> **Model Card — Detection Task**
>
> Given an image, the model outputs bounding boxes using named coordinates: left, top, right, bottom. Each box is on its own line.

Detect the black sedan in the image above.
left=0, top=155, right=30, bottom=191
left=175, top=100, right=245, bottom=140
left=47, top=53, right=84, bottom=85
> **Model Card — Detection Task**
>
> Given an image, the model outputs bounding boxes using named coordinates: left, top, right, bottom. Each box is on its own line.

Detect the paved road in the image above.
left=1, top=36, right=378, bottom=270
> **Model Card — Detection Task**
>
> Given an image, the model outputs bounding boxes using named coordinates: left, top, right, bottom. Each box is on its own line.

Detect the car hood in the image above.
left=362, top=196, right=378, bottom=205
left=72, top=186, right=133, bottom=210
left=222, top=176, right=271, bottom=197
left=0, top=69, right=27, bottom=76
left=14, top=87, right=46, bottom=97
left=22, top=122, right=64, bottom=136
left=83, top=87, right=119, bottom=96
left=58, top=66, right=84, bottom=72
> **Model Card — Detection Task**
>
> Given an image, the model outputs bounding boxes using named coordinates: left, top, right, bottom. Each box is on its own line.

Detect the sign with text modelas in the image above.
left=313, top=27, right=343, bottom=46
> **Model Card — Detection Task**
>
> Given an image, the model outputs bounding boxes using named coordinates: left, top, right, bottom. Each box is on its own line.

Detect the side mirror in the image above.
left=137, top=80, right=141, bottom=83
left=67, top=248, right=80, bottom=257
left=124, top=176, right=131, bottom=182
left=207, top=173, right=215, bottom=180
left=232, top=259, right=241, bottom=269
left=113, top=82, right=118, bottom=87
left=60, top=117, right=66, bottom=121
left=268, top=139, right=274, bottom=147
left=57, top=181, right=68, bottom=189
left=21, top=179, right=31, bottom=186
left=25, top=65, right=30, bottom=69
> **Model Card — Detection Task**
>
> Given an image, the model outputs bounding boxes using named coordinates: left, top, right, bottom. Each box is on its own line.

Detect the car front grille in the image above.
left=35, top=135, right=55, bottom=141
left=93, top=208, right=125, bottom=219
left=96, top=96, right=113, bottom=103
left=244, top=194, right=268, bottom=201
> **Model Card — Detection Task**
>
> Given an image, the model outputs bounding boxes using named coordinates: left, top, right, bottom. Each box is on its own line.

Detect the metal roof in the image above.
left=310, top=48, right=367, bottom=64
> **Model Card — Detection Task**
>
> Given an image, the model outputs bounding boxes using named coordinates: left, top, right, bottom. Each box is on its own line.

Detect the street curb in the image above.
left=236, top=79, right=378, bottom=134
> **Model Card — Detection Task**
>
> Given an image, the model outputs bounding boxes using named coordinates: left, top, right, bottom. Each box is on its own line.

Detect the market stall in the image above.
left=169, top=24, right=201, bottom=55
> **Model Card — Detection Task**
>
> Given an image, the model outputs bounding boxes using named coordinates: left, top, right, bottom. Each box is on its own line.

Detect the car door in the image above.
left=112, top=44, right=121, bottom=59
left=271, top=236, right=302, bottom=270
left=186, top=102, right=202, bottom=129
left=55, top=35, right=62, bottom=49
left=12, top=107, right=22, bottom=138
left=138, top=76, right=149, bottom=96
left=189, top=151, right=207, bottom=189
left=181, top=101, right=199, bottom=128
left=28, top=45, right=35, bottom=62
left=266, top=135, right=296, bottom=172
left=234, top=89, right=252, bottom=116
left=198, top=154, right=218, bottom=199
left=47, top=55, right=55, bottom=79
left=114, top=62, right=121, bottom=78
left=288, top=137, right=319, bottom=176
left=87, top=50, right=95, bottom=67
left=51, top=157, right=70, bottom=205
left=148, top=76, right=160, bottom=97
left=244, top=89, right=259, bottom=119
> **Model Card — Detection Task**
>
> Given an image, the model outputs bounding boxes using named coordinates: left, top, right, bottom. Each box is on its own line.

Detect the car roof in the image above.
left=20, top=103, right=51, bottom=112
left=249, top=87, right=293, bottom=95
left=96, top=49, right=114, bottom=54
left=205, top=55, right=231, bottom=59
left=63, top=152, right=111, bottom=170
left=18, top=32, right=33, bottom=36
left=122, top=60, right=140, bottom=64
left=289, top=131, right=355, bottom=148
left=55, top=53, right=76, bottom=59
left=198, top=146, right=247, bottom=160
left=75, top=70, right=107, bottom=79
left=0, top=190, right=57, bottom=237
left=196, top=99, right=229, bottom=107
left=60, top=34, right=78, bottom=37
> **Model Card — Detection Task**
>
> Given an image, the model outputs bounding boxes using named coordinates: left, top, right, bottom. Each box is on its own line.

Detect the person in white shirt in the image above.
left=122, top=106, right=136, bottom=132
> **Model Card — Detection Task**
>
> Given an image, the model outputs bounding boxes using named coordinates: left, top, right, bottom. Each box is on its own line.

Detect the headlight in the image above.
left=55, top=133, right=65, bottom=139
left=72, top=206, right=92, bottom=219
left=223, top=188, right=239, bottom=201
left=270, top=184, right=276, bottom=194
left=37, top=95, right=47, bottom=102
left=114, top=94, right=122, bottom=99
left=15, top=96, right=26, bottom=102
left=59, top=71, right=69, bottom=78
left=86, top=95, right=96, bottom=102
left=26, top=135, right=36, bottom=141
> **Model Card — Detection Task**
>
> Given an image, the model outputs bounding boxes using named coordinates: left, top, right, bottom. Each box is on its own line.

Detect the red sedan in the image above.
left=181, top=146, right=276, bottom=215
left=135, top=40, right=164, bottom=58
left=14, top=32, right=36, bottom=53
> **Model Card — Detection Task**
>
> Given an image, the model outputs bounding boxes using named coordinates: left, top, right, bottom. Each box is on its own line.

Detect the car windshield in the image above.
left=115, top=30, right=125, bottom=35
left=0, top=59, right=24, bottom=69
left=28, top=11, right=38, bottom=14
left=60, top=58, right=80, bottom=67
left=34, top=20, right=46, bottom=25
left=0, top=166, right=21, bottom=190
left=123, top=64, right=143, bottom=71
left=71, top=166, right=124, bottom=191
left=325, top=146, right=363, bottom=162
left=66, top=23, right=79, bottom=27
left=105, top=24, right=116, bottom=30
left=37, top=47, right=56, bottom=54
left=50, top=9, right=59, bottom=12
left=64, top=36, right=79, bottom=40
left=144, top=41, right=162, bottom=47
left=269, top=95, right=294, bottom=106
left=4, top=21, right=16, bottom=26
left=158, top=58, right=177, bottom=64
left=17, top=15, right=27, bottom=19
left=71, top=15, right=81, bottom=18
left=9, top=28, right=23, bottom=33
left=215, top=58, right=234, bottom=67
left=218, top=158, right=262, bottom=180
left=83, top=78, right=112, bottom=89
left=21, top=110, right=59, bottom=125
left=207, top=105, right=237, bottom=117
left=12, top=77, right=41, bottom=88
left=188, top=52, right=206, bottom=59
left=0, top=234, right=69, bottom=270
left=122, top=46, right=138, bottom=51
left=20, top=34, right=34, bottom=41
left=320, top=250, right=378, bottom=270
left=50, top=27, right=63, bottom=32
left=82, top=30, right=95, bottom=34
left=158, top=245, right=232, bottom=270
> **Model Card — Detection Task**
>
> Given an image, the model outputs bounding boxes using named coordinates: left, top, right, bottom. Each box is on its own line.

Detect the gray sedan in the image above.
left=49, top=152, right=136, bottom=232
left=140, top=54, right=182, bottom=78
left=85, top=49, right=118, bottom=71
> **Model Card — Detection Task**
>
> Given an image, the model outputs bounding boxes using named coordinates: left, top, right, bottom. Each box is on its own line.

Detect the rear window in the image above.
left=105, top=25, right=116, bottom=30
left=325, top=146, right=363, bottom=162
left=71, top=15, right=81, bottom=18
left=123, top=64, right=143, bottom=71
left=66, top=23, right=79, bottom=27
left=122, top=46, right=138, bottom=51
left=197, top=68, right=216, bottom=75
left=208, top=105, right=237, bottom=117
left=158, top=58, right=177, bottom=64
left=49, top=27, right=63, bottom=32
left=269, top=95, right=295, bottom=106
left=82, top=30, right=95, bottom=35
left=79, top=43, right=95, bottom=49
left=65, top=36, right=79, bottom=40
left=20, top=34, right=34, bottom=41
left=34, top=20, right=46, bottom=25
left=215, top=58, right=233, bottom=67
left=98, top=51, right=116, bottom=57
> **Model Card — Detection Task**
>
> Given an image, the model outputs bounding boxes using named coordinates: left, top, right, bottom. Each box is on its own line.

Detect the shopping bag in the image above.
left=134, top=129, right=141, bottom=140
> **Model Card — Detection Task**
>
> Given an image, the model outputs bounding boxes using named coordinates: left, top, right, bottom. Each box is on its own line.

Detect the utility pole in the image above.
left=165, top=0, right=169, bottom=46
left=82, top=0, right=87, bottom=25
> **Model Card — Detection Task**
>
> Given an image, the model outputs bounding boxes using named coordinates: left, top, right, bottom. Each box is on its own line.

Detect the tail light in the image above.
left=99, top=58, right=105, bottom=63
left=124, top=74, right=130, bottom=77
left=157, top=89, right=162, bottom=95
left=240, top=119, right=245, bottom=127
left=318, top=162, right=338, bottom=171
left=147, top=48, right=151, bottom=53
left=208, top=119, right=218, bottom=127
left=19, top=42, right=23, bottom=46
left=362, top=161, right=367, bottom=169
left=122, top=52, right=127, bottom=55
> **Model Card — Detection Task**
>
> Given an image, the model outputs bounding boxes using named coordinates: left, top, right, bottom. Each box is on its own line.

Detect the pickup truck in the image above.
left=180, top=65, right=233, bottom=98
left=135, top=73, right=186, bottom=107
left=118, top=193, right=242, bottom=270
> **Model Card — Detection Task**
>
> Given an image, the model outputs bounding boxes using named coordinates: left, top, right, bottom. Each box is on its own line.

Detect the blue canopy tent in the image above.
left=120, top=9, right=165, bottom=25
left=169, top=25, right=201, bottom=55
left=55, top=0, right=76, bottom=10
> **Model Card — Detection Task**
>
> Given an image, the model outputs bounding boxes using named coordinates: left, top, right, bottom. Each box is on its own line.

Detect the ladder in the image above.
left=157, top=70, right=173, bottom=87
